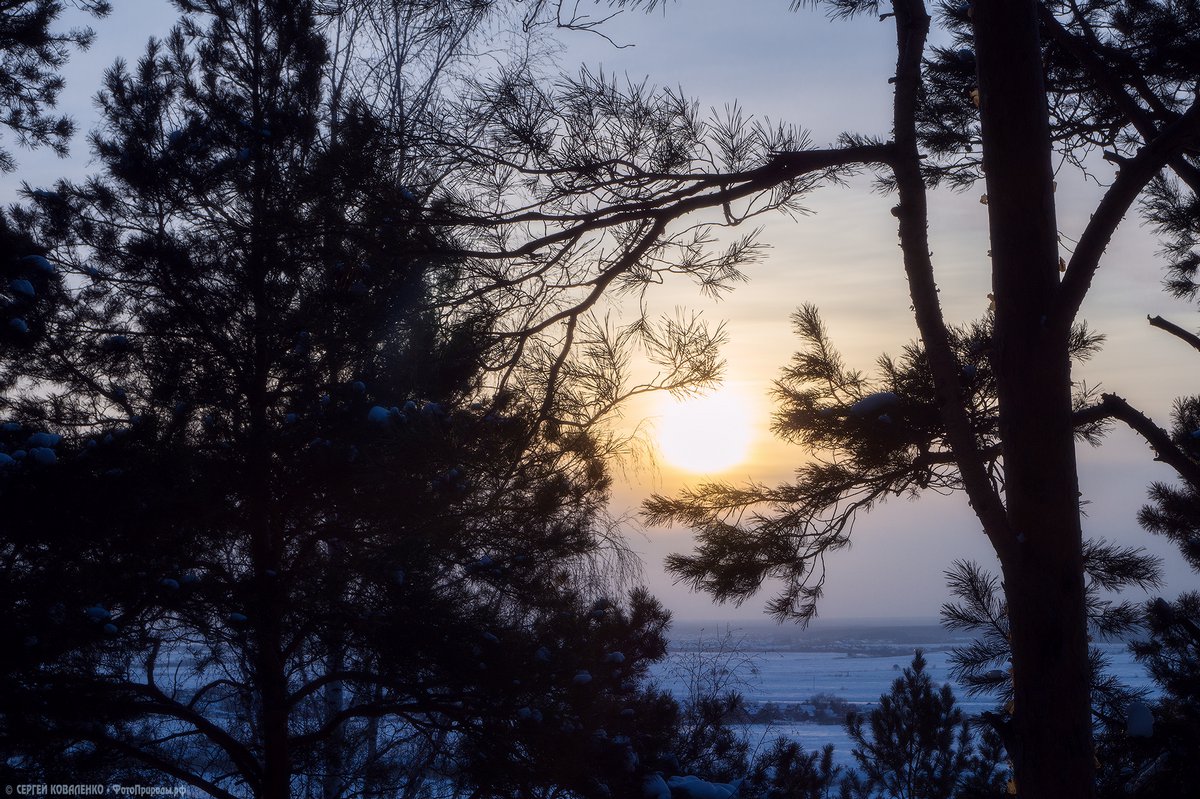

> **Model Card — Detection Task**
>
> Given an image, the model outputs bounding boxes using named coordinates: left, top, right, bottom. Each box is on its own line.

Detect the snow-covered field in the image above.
left=652, top=622, right=1157, bottom=770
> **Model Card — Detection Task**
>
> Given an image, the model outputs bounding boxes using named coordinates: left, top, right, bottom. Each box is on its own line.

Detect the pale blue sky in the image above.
left=8, top=0, right=1197, bottom=623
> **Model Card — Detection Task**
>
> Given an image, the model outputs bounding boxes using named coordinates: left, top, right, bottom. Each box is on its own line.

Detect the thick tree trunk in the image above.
left=1001, top=539, right=1094, bottom=797
left=249, top=337, right=292, bottom=799
left=255, top=589, right=292, bottom=799
left=973, top=1, right=1096, bottom=797
left=246, top=7, right=291, bottom=794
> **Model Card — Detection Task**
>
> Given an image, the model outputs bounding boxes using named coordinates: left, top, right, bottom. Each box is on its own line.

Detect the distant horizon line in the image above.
left=669, top=615, right=944, bottom=627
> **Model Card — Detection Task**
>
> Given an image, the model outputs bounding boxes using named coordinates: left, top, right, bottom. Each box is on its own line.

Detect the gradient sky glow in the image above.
left=9, top=0, right=1198, bottom=623
left=564, top=1, right=1199, bottom=622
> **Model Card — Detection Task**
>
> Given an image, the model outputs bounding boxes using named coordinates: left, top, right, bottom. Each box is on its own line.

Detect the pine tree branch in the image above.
left=501, top=216, right=670, bottom=344
left=1074, top=393, right=1200, bottom=490
left=291, top=699, right=455, bottom=749
left=1053, top=101, right=1200, bottom=329
left=448, top=144, right=895, bottom=260
left=285, top=668, right=436, bottom=709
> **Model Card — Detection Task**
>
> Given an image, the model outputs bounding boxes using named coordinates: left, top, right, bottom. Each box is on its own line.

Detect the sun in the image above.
left=655, top=388, right=755, bottom=474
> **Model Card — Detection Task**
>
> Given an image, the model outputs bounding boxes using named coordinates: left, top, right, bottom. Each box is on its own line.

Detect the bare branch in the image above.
left=1074, top=393, right=1200, bottom=491
left=890, top=0, right=1012, bottom=554
left=1148, top=314, right=1200, bottom=355
left=1038, top=4, right=1200, bottom=193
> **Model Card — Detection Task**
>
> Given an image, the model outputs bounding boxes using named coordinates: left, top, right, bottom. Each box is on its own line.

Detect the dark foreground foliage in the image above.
left=0, top=2, right=692, bottom=796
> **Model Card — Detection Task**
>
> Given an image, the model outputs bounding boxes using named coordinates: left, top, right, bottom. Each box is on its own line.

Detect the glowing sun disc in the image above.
left=656, top=389, right=754, bottom=473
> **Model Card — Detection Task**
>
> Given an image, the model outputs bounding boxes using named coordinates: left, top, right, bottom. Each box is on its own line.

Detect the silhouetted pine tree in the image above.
left=0, top=2, right=681, bottom=797
left=935, top=344, right=1200, bottom=799
left=742, top=739, right=841, bottom=799
left=839, top=650, right=1003, bottom=799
